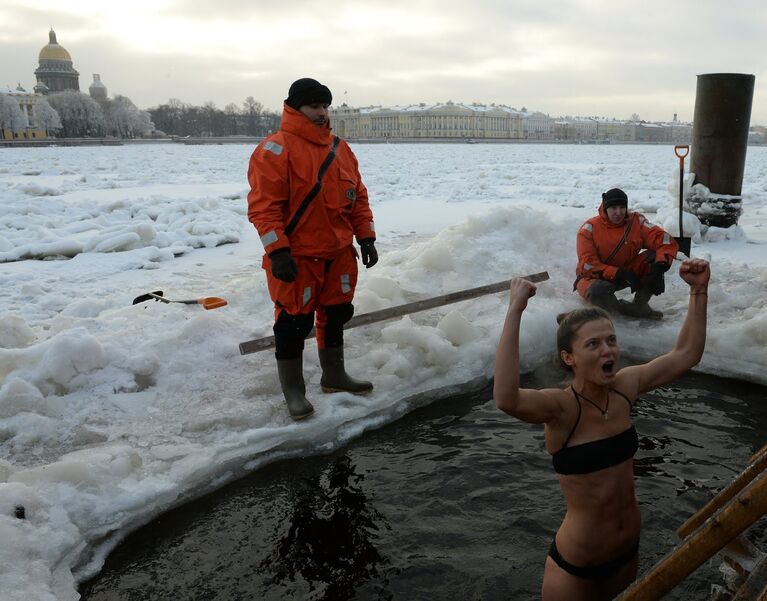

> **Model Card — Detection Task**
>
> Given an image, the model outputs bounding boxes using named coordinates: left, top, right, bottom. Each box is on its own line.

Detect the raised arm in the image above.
left=620, top=258, right=710, bottom=394
left=494, top=278, right=563, bottom=424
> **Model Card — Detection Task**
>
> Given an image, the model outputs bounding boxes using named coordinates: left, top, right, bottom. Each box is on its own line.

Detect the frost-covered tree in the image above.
left=102, top=95, right=152, bottom=138
left=101, top=98, right=129, bottom=137
left=128, top=105, right=152, bottom=137
left=47, top=90, right=105, bottom=137
left=32, top=98, right=62, bottom=134
left=0, top=93, right=29, bottom=136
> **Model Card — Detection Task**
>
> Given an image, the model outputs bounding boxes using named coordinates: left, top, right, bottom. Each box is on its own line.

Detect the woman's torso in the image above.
left=544, top=386, right=641, bottom=563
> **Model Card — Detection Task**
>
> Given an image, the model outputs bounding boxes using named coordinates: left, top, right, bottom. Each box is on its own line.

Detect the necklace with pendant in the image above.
left=572, top=387, right=610, bottom=420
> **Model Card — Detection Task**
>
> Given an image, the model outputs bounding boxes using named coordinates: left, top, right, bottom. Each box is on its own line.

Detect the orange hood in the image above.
left=598, top=203, right=633, bottom=228
left=280, top=103, right=332, bottom=146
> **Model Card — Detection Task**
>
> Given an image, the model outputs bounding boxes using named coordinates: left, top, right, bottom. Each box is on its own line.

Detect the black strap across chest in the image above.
left=602, top=214, right=636, bottom=264
left=285, top=135, right=340, bottom=237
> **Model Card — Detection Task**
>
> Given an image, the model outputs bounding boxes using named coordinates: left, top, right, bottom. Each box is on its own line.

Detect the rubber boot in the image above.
left=588, top=287, right=620, bottom=314
left=276, top=357, right=314, bottom=420
left=619, top=288, right=663, bottom=320
left=319, top=347, right=373, bottom=395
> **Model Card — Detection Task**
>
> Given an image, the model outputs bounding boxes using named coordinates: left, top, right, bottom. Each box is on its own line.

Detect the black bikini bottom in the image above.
left=548, top=538, right=639, bottom=581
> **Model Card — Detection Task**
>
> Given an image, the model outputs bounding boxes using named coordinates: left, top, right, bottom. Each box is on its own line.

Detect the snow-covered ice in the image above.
left=1, top=142, right=766, bottom=600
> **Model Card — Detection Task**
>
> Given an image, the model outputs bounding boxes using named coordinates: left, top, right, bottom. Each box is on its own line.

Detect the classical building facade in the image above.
left=330, top=103, right=691, bottom=143
left=2, top=30, right=124, bottom=141
left=330, top=102, right=549, bottom=140
left=0, top=85, right=47, bottom=140
left=34, top=29, right=80, bottom=94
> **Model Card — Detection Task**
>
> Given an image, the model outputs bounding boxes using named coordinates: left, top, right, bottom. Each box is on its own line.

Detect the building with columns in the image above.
left=34, top=29, right=80, bottom=94
left=330, top=102, right=550, bottom=140
left=330, top=103, right=691, bottom=143
left=0, top=85, right=47, bottom=140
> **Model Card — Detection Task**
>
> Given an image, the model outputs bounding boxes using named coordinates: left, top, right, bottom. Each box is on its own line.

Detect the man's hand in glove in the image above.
left=269, top=248, right=298, bottom=283
left=646, top=261, right=670, bottom=295
left=616, top=269, right=642, bottom=293
left=359, top=239, right=378, bottom=268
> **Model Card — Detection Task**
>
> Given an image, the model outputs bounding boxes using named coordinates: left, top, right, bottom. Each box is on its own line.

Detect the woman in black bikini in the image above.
left=494, top=258, right=710, bottom=601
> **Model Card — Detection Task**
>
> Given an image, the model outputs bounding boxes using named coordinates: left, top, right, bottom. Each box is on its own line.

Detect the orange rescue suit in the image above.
left=247, top=104, right=375, bottom=261
left=575, top=205, right=678, bottom=298
left=247, top=105, right=376, bottom=347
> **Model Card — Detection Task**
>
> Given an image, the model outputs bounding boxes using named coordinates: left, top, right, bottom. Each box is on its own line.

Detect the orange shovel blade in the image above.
left=199, top=297, right=228, bottom=310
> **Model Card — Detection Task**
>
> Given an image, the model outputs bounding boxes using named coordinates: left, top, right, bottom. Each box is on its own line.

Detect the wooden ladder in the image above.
left=617, top=443, right=767, bottom=601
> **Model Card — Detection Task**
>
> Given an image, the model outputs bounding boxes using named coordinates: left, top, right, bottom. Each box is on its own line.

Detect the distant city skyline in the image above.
left=2, top=1, right=765, bottom=124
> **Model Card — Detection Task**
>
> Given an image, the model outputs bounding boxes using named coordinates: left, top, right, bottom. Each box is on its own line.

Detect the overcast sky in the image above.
left=2, top=0, right=765, bottom=123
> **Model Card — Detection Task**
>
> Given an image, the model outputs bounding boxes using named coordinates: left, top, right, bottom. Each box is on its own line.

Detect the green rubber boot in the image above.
left=319, top=347, right=373, bottom=395
left=591, top=292, right=620, bottom=314
left=587, top=282, right=620, bottom=315
left=276, top=357, right=314, bottom=420
left=618, top=289, right=663, bottom=320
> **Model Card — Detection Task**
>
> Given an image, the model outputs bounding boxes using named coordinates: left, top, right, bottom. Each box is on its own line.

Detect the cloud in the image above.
left=1, top=0, right=766, bottom=122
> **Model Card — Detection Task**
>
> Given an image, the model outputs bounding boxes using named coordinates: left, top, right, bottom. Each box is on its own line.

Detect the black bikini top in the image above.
left=552, top=388, right=638, bottom=476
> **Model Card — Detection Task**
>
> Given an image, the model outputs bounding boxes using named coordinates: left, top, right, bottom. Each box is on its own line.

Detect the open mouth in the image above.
left=602, top=361, right=615, bottom=375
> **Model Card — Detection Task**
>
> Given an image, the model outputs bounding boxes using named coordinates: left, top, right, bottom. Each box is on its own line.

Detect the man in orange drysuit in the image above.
left=575, top=188, right=678, bottom=319
left=247, top=78, right=378, bottom=420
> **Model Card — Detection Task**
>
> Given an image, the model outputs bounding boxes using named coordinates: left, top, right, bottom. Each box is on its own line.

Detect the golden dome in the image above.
left=38, top=29, right=72, bottom=61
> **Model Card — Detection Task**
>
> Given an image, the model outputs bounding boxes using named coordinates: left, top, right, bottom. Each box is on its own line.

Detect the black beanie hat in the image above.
left=602, top=188, right=628, bottom=209
left=285, top=78, right=332, bottom=110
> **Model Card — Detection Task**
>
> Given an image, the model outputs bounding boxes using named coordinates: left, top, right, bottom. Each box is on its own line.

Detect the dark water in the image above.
left=80, top=368, right=767, bottom=601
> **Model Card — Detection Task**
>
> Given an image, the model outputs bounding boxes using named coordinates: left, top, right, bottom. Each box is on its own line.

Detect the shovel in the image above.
left=132, top=290, right=228, bottom=310
left=674, top=145, right=692, bottom=257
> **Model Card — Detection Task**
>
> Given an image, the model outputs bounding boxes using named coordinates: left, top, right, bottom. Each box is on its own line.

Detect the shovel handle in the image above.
left=134, top=291, right=227, bottom=309
left=175, top=297, right=228, bottom=309
left=674, top=145, right=691, bottom=256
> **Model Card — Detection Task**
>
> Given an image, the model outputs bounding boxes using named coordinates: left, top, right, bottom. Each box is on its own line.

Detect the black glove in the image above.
left=616, top=269, right=642, bottom=293
left=646, top=261, right=670, bottom=295
left=359, top=239, right=378, bottom=268
left=269, top=248, right=298, bottom=283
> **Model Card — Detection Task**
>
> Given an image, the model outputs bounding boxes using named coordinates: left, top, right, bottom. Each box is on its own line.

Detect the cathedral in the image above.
left=1, top=29, right=113, bottom=140
left=34, top=29, right=80, bottom=94
left=31, top=29, right=109, bottom=101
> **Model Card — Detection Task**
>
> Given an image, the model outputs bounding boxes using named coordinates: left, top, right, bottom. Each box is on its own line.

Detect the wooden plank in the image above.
left=677, top=450, right=767, bottom=539
left=750, top=443, right=767, bottom=465
left=730, top=553, right=767, bottom=601
left=722, top=535, right=765, bottom=578
left=239, top=271, right=550, bottom=355
left=616, top=472, right=767, bottom=601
